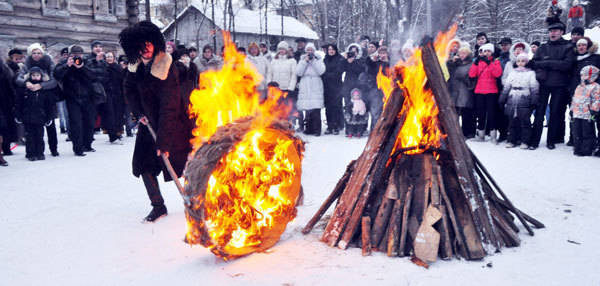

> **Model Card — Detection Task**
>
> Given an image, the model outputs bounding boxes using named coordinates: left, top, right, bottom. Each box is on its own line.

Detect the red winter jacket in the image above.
left=568, top=6, right=583, bottom=18
left=468, top=57, right=503, bottom=94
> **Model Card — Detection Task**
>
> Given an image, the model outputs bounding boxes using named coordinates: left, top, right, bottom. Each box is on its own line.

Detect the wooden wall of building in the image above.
left=0, top=0, right=129, bottom=59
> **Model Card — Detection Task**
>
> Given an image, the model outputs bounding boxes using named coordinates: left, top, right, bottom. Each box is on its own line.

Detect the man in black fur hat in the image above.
left=119, top=21, right=193, bottom=223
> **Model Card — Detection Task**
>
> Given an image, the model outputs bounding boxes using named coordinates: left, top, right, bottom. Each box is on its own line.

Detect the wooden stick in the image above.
left=321, top=88, right=405, bottom=247
left=469, top=148, right=536, bottom=236
left=437, top=165, right=469, bottom=259
left=398, top=187, right=413, bottom=257
left=302, top=160, right=356, bottom=234
left=491, top=196, right=545, bottom=229
left=436, top=205, right=454, bottom=259
left=361, top=216, right=372, bottom=256
left=421, top=39, right=500, bottom=251
left=386, top=199, right=404, bottom=256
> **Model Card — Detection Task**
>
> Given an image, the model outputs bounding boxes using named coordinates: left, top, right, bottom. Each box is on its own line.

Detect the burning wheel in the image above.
left=183, top=117, right=304, bottom=259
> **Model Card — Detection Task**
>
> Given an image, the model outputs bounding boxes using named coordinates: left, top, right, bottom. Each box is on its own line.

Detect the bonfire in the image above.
left=303, top=25, right=544, bottom=267
left=182, top=33, right=304, bottom=260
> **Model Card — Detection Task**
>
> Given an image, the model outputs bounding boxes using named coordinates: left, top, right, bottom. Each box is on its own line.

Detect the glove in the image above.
left=481, top=56, right=491, bottom=65
left=591, top=111, right=599, bottom=122
left=473, top=57, right=480, bottom=65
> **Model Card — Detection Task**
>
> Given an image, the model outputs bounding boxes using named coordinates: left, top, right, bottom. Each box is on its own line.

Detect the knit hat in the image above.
left=576, top=37, right=592, bottom=49
left=277, top=41, right=289, bottom=50
left=499, top=37, right=512, bottom=45
left=571, top=26, right=585, bottom=36
left=580, top=65, right=599, bottom=83
left=305, top=42, right=316, bottom=52
left=90, top=40, right=102, bottom=49
left=514, top=42, right=526, bottom=51
left=166, top=41, right=175, bottom=50
left=8, top=48, right=22, bottom=57
left=29, top=66, right=43, bottom=76
left=480, top=43, right=495, bottom=53
left=531, top=41, right=541, bottom=47
left=60, top=47, right=69, bottom=55
left=516, top=53, right=529, bottom=62
left=27, top=43, right=44, bottom=56
left=70, top=45, right=84, bottom=54
left=295, top=37, right=307, bottom=43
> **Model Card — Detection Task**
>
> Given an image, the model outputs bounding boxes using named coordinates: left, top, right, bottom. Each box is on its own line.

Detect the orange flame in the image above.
left=377, top=25, right=457, bottom=155
left=185, top=32, right=302, bottom=259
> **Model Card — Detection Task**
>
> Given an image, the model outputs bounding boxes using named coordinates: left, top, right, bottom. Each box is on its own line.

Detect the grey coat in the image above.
left=447, top=57, right=474, bottom=108
left=296, top=54, right=326, bottom=110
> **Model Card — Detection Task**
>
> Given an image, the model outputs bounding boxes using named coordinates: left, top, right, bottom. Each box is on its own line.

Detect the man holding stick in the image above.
left=119, top=21, right=193, bottom=222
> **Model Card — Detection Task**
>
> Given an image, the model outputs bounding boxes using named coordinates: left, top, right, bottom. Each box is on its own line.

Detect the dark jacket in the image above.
left=105, top=62, right=124, bottom=99
left=498, top=51, right=511, bottom=70
left=15, top=77, right=55, bottom=126
left=363, top=56, right=390, bottom=89
left=54, top=58, right=95, bottom=104
left=532, top=38, right=576, bottom=87
left=123, top=52, right=192, bottom=181
left=447, top=56, right=474, bottom=108
left=323, top=54, right=345, bottom=105
left=0, top=59, right=16, bottom=135
left=15, top=55, right=58, bottom=92
left=86, top=53, right=110, bottom=89
left=569, top=48, right=600, bottom=95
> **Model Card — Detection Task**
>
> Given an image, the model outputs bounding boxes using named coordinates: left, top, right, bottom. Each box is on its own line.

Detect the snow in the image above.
left=1, top=128, right=600, bottom=285
left=162, top=1, right=319, bottom=40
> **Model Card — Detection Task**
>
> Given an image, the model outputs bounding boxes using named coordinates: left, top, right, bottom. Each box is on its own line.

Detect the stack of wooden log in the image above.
left=302, top=38, right=544, bottom=266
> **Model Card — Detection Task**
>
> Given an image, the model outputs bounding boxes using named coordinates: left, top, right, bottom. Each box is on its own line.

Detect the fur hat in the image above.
left=277, top=41, right=289, bottom=50
left=580, top=65, right=599, bottom=83
left=119, top=21, right=166, bottom=64
left=305, top=42, right=316, bottom=52
left=27, top=43, right=44, bottom=56
left=480, top=43, right=495, bottom=53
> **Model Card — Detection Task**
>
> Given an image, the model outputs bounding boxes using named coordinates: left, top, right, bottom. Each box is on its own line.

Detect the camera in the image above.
left=347, top=51, right=355, bottom=58
left=73, top=56, right=83, bottom=65
left=308, top=53, right=314, bottom=60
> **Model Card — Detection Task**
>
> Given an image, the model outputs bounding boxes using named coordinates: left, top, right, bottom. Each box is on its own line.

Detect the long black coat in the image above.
left=322, top=54, right=344, bottom=107
left=568, top=51, right=600, bottom=95
left=124, top=52, right=192, bottom=182
left=54, top=59, right=95, bottom=104
left=0, top=60, right=16, bottom=139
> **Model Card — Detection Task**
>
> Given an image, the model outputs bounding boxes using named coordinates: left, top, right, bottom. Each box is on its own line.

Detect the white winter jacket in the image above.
left=296, top=54, right=326, bottom=110
left=268, top=56, right=297, bottom=91
left=247, top=54, right=271, bottom=90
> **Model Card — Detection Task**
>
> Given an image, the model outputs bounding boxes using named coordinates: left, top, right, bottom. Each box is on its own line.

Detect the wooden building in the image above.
left=0, top=0, right=131, bottom=59
left=161, top=2, right=319, bottom=51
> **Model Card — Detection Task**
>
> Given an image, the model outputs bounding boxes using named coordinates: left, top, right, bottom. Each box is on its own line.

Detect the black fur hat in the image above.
left=118, top=20, right=166, bottom=64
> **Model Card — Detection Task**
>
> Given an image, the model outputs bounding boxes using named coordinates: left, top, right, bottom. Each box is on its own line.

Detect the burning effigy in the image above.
left=303, top=25, right=544, bottom=267
left=182, top=33, right=304, bottom=260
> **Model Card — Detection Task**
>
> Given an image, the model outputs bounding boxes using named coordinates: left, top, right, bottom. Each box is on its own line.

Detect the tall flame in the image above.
left=377, top=25, right=457, bottom=155
left=185, top=32, right=302, bottom=259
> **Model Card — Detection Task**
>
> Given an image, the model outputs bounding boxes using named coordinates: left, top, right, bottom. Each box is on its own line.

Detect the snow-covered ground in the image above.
left=1, top=129, right=599, bottom=285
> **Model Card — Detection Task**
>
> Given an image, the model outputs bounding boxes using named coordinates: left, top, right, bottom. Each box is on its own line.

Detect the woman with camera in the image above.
left=296, top=43, right=326, bottom=136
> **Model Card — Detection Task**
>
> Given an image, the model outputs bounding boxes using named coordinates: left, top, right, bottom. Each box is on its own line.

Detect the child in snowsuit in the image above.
left=15, top=66, right=56, bottom=161
left=499, top=53, right=539, bottom=149
left=570, top=65, right=600, bottom=156
left=345, top=88, right=368, bottom=138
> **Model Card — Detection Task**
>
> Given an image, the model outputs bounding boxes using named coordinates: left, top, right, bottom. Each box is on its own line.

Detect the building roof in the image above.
left=162, top=2, right=319, bottom=40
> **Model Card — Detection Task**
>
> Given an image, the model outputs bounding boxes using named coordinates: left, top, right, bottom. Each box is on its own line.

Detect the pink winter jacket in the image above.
left=468, top=57, right=503, bottom=94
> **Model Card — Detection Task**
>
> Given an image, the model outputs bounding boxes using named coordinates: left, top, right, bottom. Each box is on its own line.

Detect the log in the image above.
left=322, top=88, right=405, bottom=248
left=302, top=160, right=356, bottom=234
left=336, top=90, right=408, bottom=249
left=469, top=148, right=536, bottom=236
left=361, top=216, right=372, bottom=256
left=398, top=187, right=413, bottom=257
left=386, top=198, right=404, bottom=256
left=436, top=205, right=454, bottom=259
left=491, top=196, right=545, bottom=229
left=421, top=39, right=500, bottom=252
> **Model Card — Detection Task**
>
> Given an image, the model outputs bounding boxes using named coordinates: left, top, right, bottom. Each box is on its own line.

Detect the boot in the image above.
left=476, top=129, right=486, bottom=142
left=143, top=205, right=168, bottom=223
left=0, top=137, right=7, bottom=166
left=490, top=130, right=498, bottom=144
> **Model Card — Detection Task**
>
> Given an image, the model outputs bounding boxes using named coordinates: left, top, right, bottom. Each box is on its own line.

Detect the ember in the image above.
left=183, top=33, right=304, bottom=259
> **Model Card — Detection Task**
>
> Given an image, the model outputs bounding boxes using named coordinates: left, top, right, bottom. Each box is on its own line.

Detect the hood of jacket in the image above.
left=345, top=43, right=363, bottom=60
left=509, top=42, right=532, bottom=62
